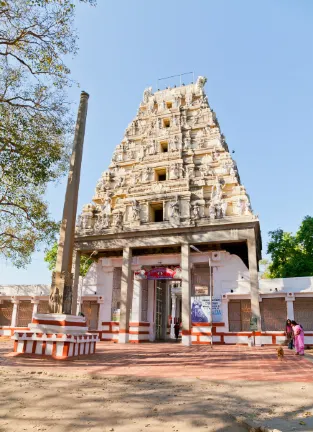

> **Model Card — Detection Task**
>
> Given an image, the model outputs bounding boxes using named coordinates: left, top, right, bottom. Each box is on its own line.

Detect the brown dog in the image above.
left=277, top=346, right=284, bottom=360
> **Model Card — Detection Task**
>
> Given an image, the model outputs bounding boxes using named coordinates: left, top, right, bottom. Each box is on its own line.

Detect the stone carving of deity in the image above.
left=50, top=288, right=60, bottom=314
left=134, top=170, right=141, bottom=184
left=158, top=118, right=162, bottom=129
left=193, top=108, right=203, bottom=126
left=102, top=192, right=112, bottom=215
left=181, top=111, right=187, bottom=128
left=211, top=178, right=224, bottom=203
left=212, top=148, right=220, bottom=162
left=186, top=92, right=193, bottom=106
left=143, top=87, right=152, bottom=104
left=183, top=129, right=191, bottom=149
left=95, top=213, right=109, bottom=231
left=183, top=165, right=194, bottom=181
left=170, top=196, right=180, bottom=219
left=201, top=95, right=209, bottom=108
left=116, top=176, right=125, bottom=189
left=174, top=96, right=181, bottom=108
left=200, top=164, right=214, bottom=179
left=244, top=200, right=251, bottom=215
left=113, top=211, right=123, bottom=228
left=147, top=140, right=154, bottom=155
left=131, top=200, right=141, bottom=221
left=169, top=163, right=179, bottom=180
left=143, top=167, right=151, bottom=182
left=174, top=135, right=181, bottom=150
left=192, top=203, right=201, bottom=220
left=221, top=201, right=228, bottom=217
left=209, top=203, right=216, bottom=220
left=195, top=76, right=207, bottom=94
left=236, top=199, right=244, bottom=215
left=169, top=138, right=176, bottom=152
left=216, top=201, right=227, bottom=219
left=80, top=213, right=90, bottom=230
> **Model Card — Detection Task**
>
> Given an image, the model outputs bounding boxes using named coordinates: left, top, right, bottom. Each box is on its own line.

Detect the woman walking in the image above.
left=285, top=319, right=294, bottom=349
left=291, top=320, right=305, bottom=356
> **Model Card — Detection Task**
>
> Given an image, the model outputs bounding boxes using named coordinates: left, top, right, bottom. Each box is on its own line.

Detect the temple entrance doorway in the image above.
left=154, top=280, right=182, bottom=341
left=155, top=281, right=166, bottom=340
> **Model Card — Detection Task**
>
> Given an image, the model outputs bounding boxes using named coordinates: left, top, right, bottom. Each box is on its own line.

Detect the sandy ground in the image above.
left=1, top=341, right=313, bottom=431
left=0, top=367, right=313, bottom=432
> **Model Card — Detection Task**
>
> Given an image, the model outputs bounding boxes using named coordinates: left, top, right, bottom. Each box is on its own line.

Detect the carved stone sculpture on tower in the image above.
left=170, top=195, right=180, bottom=221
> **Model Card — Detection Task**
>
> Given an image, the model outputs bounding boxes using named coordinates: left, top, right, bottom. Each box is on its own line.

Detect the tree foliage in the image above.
left=0, top=0, right=95, bottom=267
left=44, top=242, right=94, bottom=277
left=266, top=216, right=313, bottom=278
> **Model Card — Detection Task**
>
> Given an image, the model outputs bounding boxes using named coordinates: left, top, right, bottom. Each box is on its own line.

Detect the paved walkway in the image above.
left=1, top=340, right=313, bottom=382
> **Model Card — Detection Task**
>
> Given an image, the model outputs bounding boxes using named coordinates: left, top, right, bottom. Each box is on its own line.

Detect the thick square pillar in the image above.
left=247, top=234, right=261, bottom=331
left=118, top=247, right=132, bottom=343
left=286, top=297, right=295, bottom=320
left=181, top=244, right=191, bottom=346
left=11, top=299, right=19, bottom=328
left=131, top=278, right=142, bottom=322
left=71, top=250, right=81, bottom=315
left=31, top=298, right=40, bottom=318
left=170, top=293, right=177, bottom=338
left=99, top=265, right=114, bottom=324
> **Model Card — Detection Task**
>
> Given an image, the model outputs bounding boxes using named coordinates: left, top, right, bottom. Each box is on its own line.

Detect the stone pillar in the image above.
left=286, top=296, right=295, bottom=320
left=11, top=299, right=19, bottom=328
left=71, top=250, right=81, bottom=315
left=181, top=243, right=191, bottom=346
left=31, top=298, right=40, bottom=318
left=49, top=91, right=89, bottom=315
left=147, top=279, right=155, bottom=341
left=247, top=234, right=261, bottom=331
left=131, top=277, right=142, bottom=322
left=221, top=296, right=229, bottom=331
left=170, top=293, right=177, bottom=338
left=99, top=264, right=114, bottom=325
left=118, top=247, right=132, bottom=343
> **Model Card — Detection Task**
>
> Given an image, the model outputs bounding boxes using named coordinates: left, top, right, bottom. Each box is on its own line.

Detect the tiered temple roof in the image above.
left=76, top=76, right=255, bottom=236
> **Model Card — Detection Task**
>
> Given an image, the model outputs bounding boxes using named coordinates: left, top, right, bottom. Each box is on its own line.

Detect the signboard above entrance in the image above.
left=135, top=267, right=182, bottom=280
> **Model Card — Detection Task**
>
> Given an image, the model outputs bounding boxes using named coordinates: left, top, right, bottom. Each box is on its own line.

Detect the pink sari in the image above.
left=293, top=325, right=305, bottom=355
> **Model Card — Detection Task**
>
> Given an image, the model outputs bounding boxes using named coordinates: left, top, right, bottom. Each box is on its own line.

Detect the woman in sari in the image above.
left=291, top=320, right=305, bottom=355
left=285, top=319, right=294, bottom=349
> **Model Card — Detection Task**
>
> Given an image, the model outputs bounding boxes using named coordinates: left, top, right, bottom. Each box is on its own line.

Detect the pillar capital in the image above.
left=31, top=297, right=40, bottom=304
left=11, top=297, right=19, bottom=305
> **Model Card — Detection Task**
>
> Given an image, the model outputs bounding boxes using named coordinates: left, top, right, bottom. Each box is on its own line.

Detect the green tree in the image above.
left=0, top=0, right=95, bottom=267
left=44, top=242, right=95, bottom=277
left=266, top=216, right=313, bottom=278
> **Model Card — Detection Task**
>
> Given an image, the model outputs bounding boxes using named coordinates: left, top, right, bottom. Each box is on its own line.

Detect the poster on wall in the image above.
left=194, top=285, right=209, bottom=296
left=112, top=308, right=120, bottom=322
left=191, top=296, right=223, bottom=323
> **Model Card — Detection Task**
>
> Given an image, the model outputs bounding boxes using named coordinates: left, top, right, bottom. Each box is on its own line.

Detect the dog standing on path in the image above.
left=277, top=346, right=284, bottom=360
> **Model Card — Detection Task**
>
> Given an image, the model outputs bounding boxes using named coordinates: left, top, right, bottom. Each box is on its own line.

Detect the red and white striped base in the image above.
left=11, top=313, right=98, bottom=360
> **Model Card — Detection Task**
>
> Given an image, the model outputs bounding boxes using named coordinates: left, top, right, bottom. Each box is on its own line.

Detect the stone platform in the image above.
left=11, top=313, right=98, bottom=360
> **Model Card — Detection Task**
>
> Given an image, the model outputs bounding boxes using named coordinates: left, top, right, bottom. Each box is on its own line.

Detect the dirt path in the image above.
left=0, top=368, right=313, bottom=432
left=1, top=341, right=313, bottom=431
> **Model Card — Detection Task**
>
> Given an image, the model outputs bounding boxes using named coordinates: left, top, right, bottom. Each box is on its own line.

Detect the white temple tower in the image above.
left=74, top=77, right=262, bottom=345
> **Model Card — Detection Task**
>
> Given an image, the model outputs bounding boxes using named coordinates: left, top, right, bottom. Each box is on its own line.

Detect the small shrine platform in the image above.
left=11, top=313, right=98, bottom=360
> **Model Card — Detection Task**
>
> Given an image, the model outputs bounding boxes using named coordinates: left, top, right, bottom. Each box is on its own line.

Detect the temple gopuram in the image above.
left=1, top=77, right=312, bottom=346
left=74, top=76, right=262, bottom=345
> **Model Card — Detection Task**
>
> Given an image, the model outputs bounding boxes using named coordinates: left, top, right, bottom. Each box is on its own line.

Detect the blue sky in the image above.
left=1, top=0, right=312, bottom=284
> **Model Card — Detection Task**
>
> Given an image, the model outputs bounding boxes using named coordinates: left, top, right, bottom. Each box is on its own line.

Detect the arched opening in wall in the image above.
left=260, top=298, right=286, bottom=331
left=0, top=301, right=13, bottom=326
left=228, top=300, right=251, bottom=331
left=82, top=301, right=99, bottom=330
left=17, top=300, right=33, bottom=327
left=294, top=298, right=313, bottom=330
left=38, top=300, right=49, bottom=314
